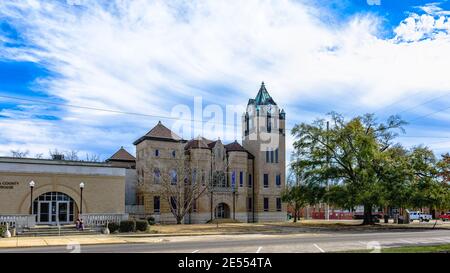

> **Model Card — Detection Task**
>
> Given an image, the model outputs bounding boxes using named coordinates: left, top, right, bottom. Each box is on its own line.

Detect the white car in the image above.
left=408, top=211, right=432, bottom=222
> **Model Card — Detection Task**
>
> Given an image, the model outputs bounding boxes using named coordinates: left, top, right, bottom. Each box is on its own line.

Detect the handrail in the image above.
left=0, top=215, right=36, bottom=229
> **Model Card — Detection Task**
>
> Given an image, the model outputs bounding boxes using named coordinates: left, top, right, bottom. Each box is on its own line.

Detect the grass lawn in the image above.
left=383, top=244, right=450, bottom=253
left=341, top=244, right=450, bottom=253
left=151, top=222, right=282, bottom=234
left=148, top=220, right=449, bottom=235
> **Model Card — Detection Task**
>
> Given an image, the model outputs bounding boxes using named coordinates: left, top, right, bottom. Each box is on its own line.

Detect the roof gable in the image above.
left=224, top=141, right=247, bottom=152
left=134, top=121, right=186, bottom=145
left=185, top=137, right=211, bottom=150
left=145, top=121, right=182, bottom=140
left=108, top=147, right=135, bottom=162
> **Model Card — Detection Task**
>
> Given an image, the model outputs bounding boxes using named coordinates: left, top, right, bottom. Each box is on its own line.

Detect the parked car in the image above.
left=408, top=211, right=432, bottom=222
left=352, top=212, right=383, bottom=222
left=438, top=212, right=450, bottom=221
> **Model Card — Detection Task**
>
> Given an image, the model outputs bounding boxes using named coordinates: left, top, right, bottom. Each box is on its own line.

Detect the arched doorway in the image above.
left=215, top=203, right=230, bottom=219
left=33, top=192, right=76, bottom=225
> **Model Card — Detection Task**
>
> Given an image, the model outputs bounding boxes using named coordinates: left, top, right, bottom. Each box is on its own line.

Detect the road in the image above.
left=2, top=229, right=450, bottom=253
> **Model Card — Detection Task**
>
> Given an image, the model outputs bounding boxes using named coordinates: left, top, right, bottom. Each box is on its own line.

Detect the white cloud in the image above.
left=0, top=0, right=449, bottom=157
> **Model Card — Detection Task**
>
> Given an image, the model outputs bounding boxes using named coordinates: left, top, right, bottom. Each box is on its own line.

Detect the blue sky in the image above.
left=0, top=0, right=449, bottom=161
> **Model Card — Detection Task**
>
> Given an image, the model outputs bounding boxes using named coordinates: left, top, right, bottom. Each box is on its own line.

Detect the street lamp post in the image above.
left=79, top=182, right=85, bottom=215
left=29, top=181, right=35, bottom=215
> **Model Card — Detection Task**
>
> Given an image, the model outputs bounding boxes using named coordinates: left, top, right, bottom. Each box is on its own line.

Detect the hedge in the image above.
left=119, top=220, right=136, bottom=232
left=147, top=216, right=156, bottom=225
left=135, top=220, right=149, bottom=232
left=107, top=222, right=120, bottom=233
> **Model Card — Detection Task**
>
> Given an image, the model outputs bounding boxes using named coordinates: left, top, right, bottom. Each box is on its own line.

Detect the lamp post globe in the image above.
left=79, top=182, right=85, bottom=215
left=29, top=181, right=35, bottom=215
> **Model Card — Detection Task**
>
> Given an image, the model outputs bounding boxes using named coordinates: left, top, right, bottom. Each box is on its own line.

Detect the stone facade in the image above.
left=134, top=83, right=287, bottom=223
left=0, top=157, right=126, bottom=225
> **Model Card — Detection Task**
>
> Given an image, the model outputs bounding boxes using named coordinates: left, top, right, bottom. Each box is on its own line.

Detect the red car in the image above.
left=438, top=212, right=450, bottom=221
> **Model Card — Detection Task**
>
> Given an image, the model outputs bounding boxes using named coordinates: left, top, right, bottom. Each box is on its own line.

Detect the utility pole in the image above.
left=325, top=121, right=330, bottom=221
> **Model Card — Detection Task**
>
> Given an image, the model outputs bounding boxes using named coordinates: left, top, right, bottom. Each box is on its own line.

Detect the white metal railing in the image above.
left=80, top=213, right=129, bottom=227
left=125, top=205, right=145, bottom=214
left=0, top=215, right=36, bottom=229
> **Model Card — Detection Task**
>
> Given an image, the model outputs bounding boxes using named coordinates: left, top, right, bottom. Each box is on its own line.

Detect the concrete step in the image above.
left=17, top=226, right=101, bottom=237
left=17, top=231, right=100, bottom=237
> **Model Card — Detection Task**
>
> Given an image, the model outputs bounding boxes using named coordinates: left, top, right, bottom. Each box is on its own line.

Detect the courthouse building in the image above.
left=134, top=82, right=287, bottom=223
left=0, top=82, right=286, bottom=226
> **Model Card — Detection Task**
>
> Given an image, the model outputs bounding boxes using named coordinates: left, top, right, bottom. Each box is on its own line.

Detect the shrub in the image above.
left=147, top=216, right=156, bottom=225
left=0, top=225, right=6, bottom=237
left=119, top=220, right=136, bottom=232
left=107, top=222, right=120, bottom=233
left=135, top=220, right=149, bottom=232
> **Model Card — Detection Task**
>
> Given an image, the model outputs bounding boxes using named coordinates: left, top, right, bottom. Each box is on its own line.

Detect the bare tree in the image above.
left=156, top=146, right=209, bottom=224
left=10, top=149, right=29, bottom=158
left=34, top=153, right=44, bottom=159
left=64, top=150, right=79, bottom=161
left=85, top=153, right=101, bottom=162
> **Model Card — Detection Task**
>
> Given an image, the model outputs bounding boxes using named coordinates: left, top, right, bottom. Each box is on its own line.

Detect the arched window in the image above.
left=33, top=192, right=75, bottom=224
left=215, top=203, right=230, bottom=219
left=245, top=112, right=249, bottom=135
left=170, top=169, right=177, bottom=185
left=153, top=168, right=161, bottom=184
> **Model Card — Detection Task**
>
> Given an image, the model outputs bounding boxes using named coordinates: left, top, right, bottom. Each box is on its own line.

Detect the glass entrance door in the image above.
left=57, top=202, right=69, bottom=223
left=215, top=203, right=229, bottom=219
left=38, top=201, right=51, bottom=224
left=34, top=192, right=75, bottom=225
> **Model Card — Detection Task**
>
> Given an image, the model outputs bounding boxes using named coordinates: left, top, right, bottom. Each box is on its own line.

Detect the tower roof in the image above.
left=224, top=140, right=255, bottom=159
left=185, top=136, right=211, bottom=150
left=145, top=121, right=182, bottom=140
left=224, top=140, right=247, bottom=152
left=254, top=82, right=276, bottom=105
left=133, top=121, right=186, bottom=145
left=108, top=147, right=135, bottom=162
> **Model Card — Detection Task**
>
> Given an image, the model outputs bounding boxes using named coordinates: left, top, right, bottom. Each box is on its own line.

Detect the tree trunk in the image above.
left=362, top=205, right=374, bottom=225
left=293, top=210, right=297, bottom=223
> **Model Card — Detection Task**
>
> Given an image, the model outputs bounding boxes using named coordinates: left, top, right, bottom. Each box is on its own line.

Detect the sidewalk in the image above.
left=0, top=228, right=286, bottom=249
left=0, top=234, right=134, bottom=248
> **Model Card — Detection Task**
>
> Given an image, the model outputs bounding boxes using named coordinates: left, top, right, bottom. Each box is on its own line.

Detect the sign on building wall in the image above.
left=0, top=181, right=19, bottom=190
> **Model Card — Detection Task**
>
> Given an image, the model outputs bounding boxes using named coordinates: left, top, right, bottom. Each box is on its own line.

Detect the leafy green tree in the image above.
left=438, top=153, right=449, bottom=183
left=377, top=145, right=414, bottom=215
left=291, top=112, right=406, bottom=224
left=281, top=182, right=324, bottom=222
left=409, top=147, right=449, bottom=216
left=281, top=185, right=304, bottom=222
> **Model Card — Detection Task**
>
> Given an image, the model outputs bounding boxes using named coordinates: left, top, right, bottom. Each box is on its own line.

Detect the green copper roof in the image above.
left=254, top=82, right=276, bottom=105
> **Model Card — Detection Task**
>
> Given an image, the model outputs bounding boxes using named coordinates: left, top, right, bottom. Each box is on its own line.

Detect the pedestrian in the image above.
left=75, top=218, right=80, bottom=230
left=79, top=218, right=84, bottom=231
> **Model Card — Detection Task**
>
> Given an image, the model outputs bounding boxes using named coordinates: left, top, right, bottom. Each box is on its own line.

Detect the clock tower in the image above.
left=242, top=82, right=286, bottom=222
